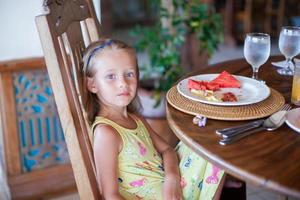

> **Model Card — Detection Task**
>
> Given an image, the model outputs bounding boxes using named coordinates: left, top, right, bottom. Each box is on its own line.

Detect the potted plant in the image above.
left=131, top=0, right=223, bottom=117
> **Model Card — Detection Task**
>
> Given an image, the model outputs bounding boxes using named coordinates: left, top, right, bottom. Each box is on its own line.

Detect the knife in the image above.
left=216, top=119, right=264, bottom=137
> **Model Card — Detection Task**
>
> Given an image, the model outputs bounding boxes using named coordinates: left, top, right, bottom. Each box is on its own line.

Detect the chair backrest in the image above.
left=35, top=0, right=102, bottom=199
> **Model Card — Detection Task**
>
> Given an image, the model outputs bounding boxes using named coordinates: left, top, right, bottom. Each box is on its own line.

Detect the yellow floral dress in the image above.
left=91, top=114, right=224, bottom=200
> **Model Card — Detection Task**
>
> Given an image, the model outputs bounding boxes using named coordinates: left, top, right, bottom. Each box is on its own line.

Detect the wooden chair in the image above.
left=35, top=0, right=102, bottom=199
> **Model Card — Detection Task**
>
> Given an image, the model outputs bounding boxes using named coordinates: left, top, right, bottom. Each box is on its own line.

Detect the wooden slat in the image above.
left=63, top=21, right=85, bottom=98
left=85, top=0, right=101, bottom=39
left=86, top=0, right=101, bottom=29
left=9, top=164, right=76, bottom=200
left=0, top=72, right=22, bottom=176
left=0, top=57, right=45, bottom=72
left=85, top=18, right=100, bottom=42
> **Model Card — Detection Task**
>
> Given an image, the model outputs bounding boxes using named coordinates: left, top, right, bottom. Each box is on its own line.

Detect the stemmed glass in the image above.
left=244, top=33, right=271, bottom=81
left=277, top=26, right=300, bottom=76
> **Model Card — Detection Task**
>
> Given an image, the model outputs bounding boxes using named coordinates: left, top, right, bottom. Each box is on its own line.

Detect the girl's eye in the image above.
left=126, top=72, right=135, bottom=78
left=106, top=74, right=116, bottom=79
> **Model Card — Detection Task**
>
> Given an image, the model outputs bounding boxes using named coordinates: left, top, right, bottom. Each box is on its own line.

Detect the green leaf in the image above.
left=130, top=0, right=223, bottom=94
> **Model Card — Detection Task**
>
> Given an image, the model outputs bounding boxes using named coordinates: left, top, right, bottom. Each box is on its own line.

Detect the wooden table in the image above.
left=166, top=56, right=300, bottom=198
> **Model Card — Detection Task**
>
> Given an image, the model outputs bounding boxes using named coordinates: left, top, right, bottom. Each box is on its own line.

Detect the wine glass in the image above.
left=244, top=33, right=271, bottom=81
left=277, top=26, right=300, bottom=76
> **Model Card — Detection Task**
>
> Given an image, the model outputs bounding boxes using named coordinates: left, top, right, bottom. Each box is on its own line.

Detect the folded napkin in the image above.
left=271, top=58, right=300, bottom=69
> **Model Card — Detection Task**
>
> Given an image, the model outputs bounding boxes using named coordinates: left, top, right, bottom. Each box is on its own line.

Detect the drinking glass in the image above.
left=277, top=26, right=300, bottom=76
left=244, top=33, right=270, bottom=81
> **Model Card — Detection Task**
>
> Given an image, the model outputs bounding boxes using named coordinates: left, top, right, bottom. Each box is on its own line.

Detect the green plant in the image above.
left=131, top=0, right=223, bottom=98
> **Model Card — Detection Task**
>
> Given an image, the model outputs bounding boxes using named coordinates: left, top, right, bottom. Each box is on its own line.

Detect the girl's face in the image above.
left=88, top=49, right=138, bottom=110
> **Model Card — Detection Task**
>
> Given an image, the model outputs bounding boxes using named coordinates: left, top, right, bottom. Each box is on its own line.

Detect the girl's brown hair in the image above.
left=82, top=38, right=141, bottom=125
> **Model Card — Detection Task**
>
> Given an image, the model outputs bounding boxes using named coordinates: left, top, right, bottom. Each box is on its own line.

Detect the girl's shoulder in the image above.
left=93, top=123, right=122, bottom=147
left=93, top=123, right=120, bottom=139
left=91, top=116, right=124, bottom=133
left=93, top=122, right=117, bottom=133
left=93, top=123, right=122, bottom=154
left=90, top=116, right=122, bottom=145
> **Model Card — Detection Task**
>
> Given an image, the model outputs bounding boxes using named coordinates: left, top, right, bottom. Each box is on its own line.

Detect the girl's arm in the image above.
left=93, top=125, right=125, bottom=200
left=139, top=116, right=183, bottom=199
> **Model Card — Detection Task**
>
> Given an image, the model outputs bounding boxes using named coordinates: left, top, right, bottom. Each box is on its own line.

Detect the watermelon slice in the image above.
left=210, top=71, right=241, bottom=88
left=188, top=79, right=220, bottom=91
left=188, top=79, right=206, bottom=90
left=206, top=82, right=220, bottom=91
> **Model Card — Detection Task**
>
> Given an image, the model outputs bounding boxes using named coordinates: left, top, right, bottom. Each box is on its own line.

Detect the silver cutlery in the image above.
left=216, top=104, right=292, bottom=137
left=216, top=119, right=264, bottom=137
left=221, top=119, right=264, bottom=139
left=219, top=104, right=292, bottom=145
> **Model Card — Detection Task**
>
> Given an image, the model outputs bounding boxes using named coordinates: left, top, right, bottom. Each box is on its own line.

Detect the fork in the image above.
left=219, top=104, right=292, bottom=145
left=217, top=104, right=292, bottom=138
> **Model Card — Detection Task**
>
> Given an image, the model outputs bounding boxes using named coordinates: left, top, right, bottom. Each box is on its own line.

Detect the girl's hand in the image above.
left=163, top=175, right=183, bottom=200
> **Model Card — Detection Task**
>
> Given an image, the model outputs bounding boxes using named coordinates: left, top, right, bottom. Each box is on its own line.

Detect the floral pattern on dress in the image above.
left=129, top=178, right=147, bottom=187
left=138, top=141, right=147, bottom=156
left=136, top=161, right=157, bottom=171
left=206, top=165, right=220, bottom=184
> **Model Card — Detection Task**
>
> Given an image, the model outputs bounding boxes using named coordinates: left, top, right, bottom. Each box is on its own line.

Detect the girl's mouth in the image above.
left=118, top=92, right=130, bottom=96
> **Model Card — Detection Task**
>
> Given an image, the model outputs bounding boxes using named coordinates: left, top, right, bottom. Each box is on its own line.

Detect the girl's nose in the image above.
left=118, top=76, right=128, bottom=88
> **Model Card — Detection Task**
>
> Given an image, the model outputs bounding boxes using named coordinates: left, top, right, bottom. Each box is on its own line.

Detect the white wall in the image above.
left=0, top=0, right=101, bottom=62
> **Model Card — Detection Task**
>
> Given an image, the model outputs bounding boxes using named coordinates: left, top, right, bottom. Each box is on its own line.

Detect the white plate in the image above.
left=286, top=108, right=300, bottom=133
left=177, top=74, right=270, bottom=106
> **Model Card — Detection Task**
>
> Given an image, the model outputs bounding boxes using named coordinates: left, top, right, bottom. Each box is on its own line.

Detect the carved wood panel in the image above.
left=13, top=70, right=69, bottom=172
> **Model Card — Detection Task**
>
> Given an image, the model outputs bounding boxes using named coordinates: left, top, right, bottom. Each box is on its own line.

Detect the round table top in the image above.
left=166, top=56, right=300, bottom=198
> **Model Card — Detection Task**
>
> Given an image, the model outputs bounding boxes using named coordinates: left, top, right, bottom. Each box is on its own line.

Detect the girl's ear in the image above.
left=87, top=77, right=98, bottom=93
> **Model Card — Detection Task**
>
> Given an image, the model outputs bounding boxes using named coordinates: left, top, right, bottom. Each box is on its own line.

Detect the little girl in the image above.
left=82, top=38, right=225, bottom=200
